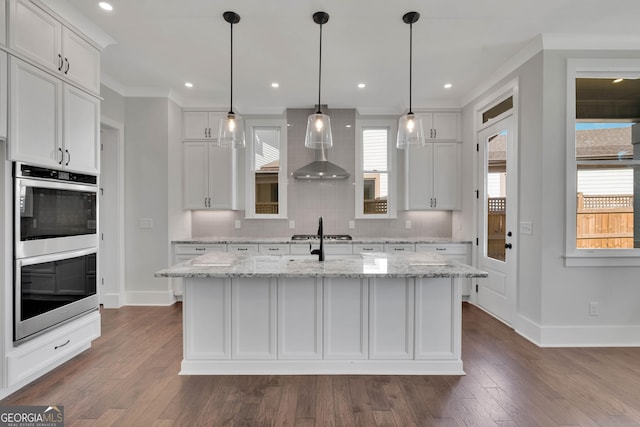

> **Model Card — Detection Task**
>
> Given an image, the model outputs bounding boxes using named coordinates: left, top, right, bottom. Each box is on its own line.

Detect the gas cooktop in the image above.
left=291, top=234, right=352, bottom=241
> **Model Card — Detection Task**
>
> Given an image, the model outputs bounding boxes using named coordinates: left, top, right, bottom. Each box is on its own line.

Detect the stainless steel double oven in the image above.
left=14, top=163, right=99, bottom=344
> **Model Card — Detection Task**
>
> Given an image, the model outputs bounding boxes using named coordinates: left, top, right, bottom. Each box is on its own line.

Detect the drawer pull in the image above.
left=436, top=248, right=446, bottom=251
left=54, top=340, right=70, bottom=350
left=362, top=248, right=373, bottom=251
left=237, top=248, right=248, bottom=251
left=394, top=248, right=405, bottom=251
left=268, top=248, right=279, bottom=251
left=195, top=248, right=206, bottom=251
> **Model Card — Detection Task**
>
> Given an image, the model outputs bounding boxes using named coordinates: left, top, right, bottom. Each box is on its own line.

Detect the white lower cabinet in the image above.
left=369, top=278, right=414, bottom=359
left=184, top=278, right=231, bottom=360
left=323, top=278, right=368, bottom=359
left=415, top=278, right=457, bottom=359
left=277, top=278, right=321, bottom=359
left=6, top=311, right=100, bottom=387
left=231, top=278, right=277, bottom=359
left=181, top=275, right=464, bottom=375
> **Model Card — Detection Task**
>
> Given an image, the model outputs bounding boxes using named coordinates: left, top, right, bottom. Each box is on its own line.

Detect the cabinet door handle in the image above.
left=64, top=58, right=70, bottom=74
left=54, top=339, right=70, bottom=350
left=58, top=147, right=64, bottom=164
left=65, top=149, right=70, bottom=166
left=433, top=128, right=437, bottom=139
left=58, top=54, right=63, bottom=71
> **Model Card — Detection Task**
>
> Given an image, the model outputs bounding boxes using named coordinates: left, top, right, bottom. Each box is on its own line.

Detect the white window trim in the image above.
left=565, top=58, right=640, bottom=266
left=244, top=117, right=288, bottom=219
left=355, top=118, right=397, bottom=219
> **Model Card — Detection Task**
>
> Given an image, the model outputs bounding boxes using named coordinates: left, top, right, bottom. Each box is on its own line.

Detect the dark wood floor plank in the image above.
left=1, top=303, right=640, bottom=427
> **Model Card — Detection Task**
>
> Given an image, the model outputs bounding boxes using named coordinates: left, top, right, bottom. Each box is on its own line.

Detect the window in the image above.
left=355, top=119, right=397, bottom=218
left=566, top=59, right=640, bottom=264
left=245, top=118, right=287, bottom=218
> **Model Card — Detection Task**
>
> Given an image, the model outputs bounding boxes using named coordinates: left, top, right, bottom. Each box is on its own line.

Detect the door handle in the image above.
left=505, top=243, right=513, bottom=249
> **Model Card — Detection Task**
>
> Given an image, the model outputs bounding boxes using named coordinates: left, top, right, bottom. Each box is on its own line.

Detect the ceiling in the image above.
left=42, top=0, right=640, bottom=115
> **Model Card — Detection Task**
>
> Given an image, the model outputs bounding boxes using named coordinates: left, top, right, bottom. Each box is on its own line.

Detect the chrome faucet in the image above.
left=310, top=216, right=325, bottom=261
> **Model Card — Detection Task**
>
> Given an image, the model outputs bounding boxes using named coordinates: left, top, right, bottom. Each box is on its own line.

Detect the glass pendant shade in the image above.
left=218, top=112, right=245, bottom=149
left=396, top=112, right=425, bottom=149
left=305, top=112, right=333, bottom=149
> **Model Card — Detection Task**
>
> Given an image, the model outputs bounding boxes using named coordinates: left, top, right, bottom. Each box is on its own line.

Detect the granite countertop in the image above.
left=173, top=237, right=472, bottom=245
left=155, top=252, right=487, bottom=279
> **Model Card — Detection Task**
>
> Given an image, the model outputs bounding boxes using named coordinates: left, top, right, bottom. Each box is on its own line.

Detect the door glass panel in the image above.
left=486, top=130, right=507, bottom=261
left=362, top=129, right=388, bottom=214
left=254, top=128, right=280, bottom=215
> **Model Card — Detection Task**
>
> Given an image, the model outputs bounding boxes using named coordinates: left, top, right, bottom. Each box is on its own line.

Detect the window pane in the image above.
left=254, top=128, right=280, bottom=215
left=486, top=131, right=507, bottom=261
left=363, top=129, right=387, bottom=171
left=574, top=122, right=639, bottom=249
left=362, top=128, right=388, bottom=215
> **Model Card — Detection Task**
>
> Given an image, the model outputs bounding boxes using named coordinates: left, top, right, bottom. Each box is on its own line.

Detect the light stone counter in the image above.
left=172, top=236, right=472, bottom=245
left=156, top=251, right=486, bottom=279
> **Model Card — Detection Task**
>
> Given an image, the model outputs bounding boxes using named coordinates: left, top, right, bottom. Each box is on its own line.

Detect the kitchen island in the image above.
left=156, top=251, right=486, bottom=375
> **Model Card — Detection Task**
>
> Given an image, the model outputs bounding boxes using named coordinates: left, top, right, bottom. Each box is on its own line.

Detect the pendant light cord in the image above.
left=408, top=21, right=413, bottom=114
left=317, top=22, right=323, bottom=114
left=229, top=19, right=234, bottom=114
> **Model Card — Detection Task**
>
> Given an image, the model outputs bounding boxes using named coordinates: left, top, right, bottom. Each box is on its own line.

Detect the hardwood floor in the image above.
left=3, top=303, right=640, bottom=426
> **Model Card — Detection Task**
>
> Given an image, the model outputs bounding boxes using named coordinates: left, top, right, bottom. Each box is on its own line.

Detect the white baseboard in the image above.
left=516, top=314, right=640, bottom=347
left=101, top=293, right=123, bottom=309
left=180, top=359, right=465, bottom=376
left=125, top=291, right=176, bottom=306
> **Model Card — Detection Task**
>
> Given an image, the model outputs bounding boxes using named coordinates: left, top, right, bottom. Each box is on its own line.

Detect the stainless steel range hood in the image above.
left=292, top=145, right=350, bottom=180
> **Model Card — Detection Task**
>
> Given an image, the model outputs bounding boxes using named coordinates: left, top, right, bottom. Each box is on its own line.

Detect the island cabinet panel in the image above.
left=184, top=279, right=231, bottom=360
left=369, top=278, right=414, bottom=360
left=323, top=278, right=368, bottom=360
left=231, top=278, right=277, bottom=359
left=277, top=278, right=322, bottom=359
left=415, top=278, right=459, bottom=360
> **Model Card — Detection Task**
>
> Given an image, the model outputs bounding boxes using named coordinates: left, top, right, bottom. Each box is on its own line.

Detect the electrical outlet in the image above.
left=589, top=302, right=599, bottom=316
left=405, top=220, right=412, bottom=229
left=234, top=220, right=241, bottom=229
left=348, top=220, right=355, bottom=229
left=289, top=220, right=295, bottom=229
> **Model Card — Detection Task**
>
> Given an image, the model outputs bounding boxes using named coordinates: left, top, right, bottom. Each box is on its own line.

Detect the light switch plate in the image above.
left=138, top=218, right=153, bottom=229
left=520, top=221, right=533, bottom=235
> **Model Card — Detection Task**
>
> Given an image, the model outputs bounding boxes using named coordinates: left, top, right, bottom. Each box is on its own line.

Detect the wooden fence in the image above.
left=488, top=197, right=506, bottom=261
left=576, top=193, right=634, bottom=248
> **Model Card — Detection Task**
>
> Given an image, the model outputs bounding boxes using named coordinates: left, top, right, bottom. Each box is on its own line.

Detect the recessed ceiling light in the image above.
left=357, top=83, right=366, bottom=89
left=613, top=78, right=624, bottom=83
left=444, top=83, right=453, bottom=89
left=98, top=2, right=113, bottom=11
left=184, top=82, right=193, bottom=88
left=271, top=82, right=280, bottom=88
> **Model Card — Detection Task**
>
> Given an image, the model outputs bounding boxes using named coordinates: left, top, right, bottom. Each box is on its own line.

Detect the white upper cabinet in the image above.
left=183, top=111, right=224, bottom=140
left=9, top=0, right=100, bottom=94
left=405, top=142, right=461, bottom=210
left=0, top=52, right=6, bottom=141
left=63, top=84, right=100, bottom=174
left=1, top=0, right=7, bottom=46
left=418, top=111, right=461, bottom=142
left=183, top=141, right=235, bottom=210
left=10, top=57, right=99, bottom=174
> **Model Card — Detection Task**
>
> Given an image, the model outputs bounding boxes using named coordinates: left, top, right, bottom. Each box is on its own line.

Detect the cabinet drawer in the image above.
left=384, top=243, right=415, bottom=253
left=174, top=243, right=226, bottom=255
left=415, top=244, right=469, bottom=256
left=353, top=244, right=384, bottom=254
left=324, top=244, right=353, bottom=255
left=7, top=311, right=100, bottom=386
left=227, top=244, right=259, bottom=254
left=259, top=244, right=290, bottom=255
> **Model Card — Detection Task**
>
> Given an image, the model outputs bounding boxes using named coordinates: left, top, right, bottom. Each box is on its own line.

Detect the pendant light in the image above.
left=397, top=11, right=425, bottom=149
left=305, top=11, right=333, bottom=149
left=218, top=11, right=245, bottom=148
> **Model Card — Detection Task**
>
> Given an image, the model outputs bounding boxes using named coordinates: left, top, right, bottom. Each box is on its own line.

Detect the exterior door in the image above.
left=477, top=115, right=517, bottom=325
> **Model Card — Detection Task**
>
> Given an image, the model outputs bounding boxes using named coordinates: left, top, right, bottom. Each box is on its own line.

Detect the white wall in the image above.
left=124, top=98, right=172, bottom=305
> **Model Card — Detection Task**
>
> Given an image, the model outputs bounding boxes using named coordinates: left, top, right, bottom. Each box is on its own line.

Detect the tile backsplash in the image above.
left=190, top=108, right=453, bottom=238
